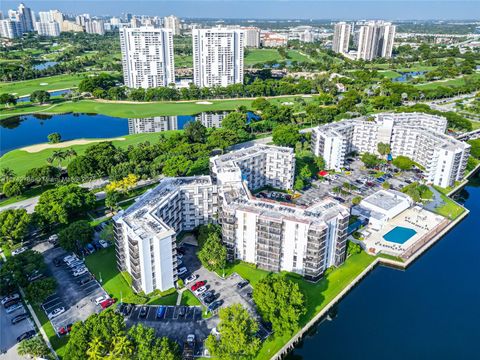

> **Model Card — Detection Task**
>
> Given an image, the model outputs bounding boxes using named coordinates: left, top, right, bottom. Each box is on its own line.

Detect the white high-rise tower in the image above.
left=120, top=26, right=175, bottom=89
left=332, top=22, right=351, bottom=54
left=357, top=21, right=396, bottom=60
left=192, top=28, right=244, bottom=88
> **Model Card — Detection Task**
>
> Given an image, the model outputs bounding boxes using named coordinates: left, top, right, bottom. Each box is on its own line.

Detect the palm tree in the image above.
left=52, top=150, right=67, bottom=167
left=0, top=167, right=15, bottom=182
left=108, top=336, right=133, bottom=359
left=66, top=148, right=77, bottom=160
left=87, top=337, right=105, bottom=360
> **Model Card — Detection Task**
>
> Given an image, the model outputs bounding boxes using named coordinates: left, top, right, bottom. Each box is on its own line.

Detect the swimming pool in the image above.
left=383, top=226, right=417, bottom=244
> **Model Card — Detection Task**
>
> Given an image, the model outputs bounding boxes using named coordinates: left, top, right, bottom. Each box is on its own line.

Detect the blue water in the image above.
left=383, top=226, right=417, bottom=244
left=17, top=89, right=72, bottom=103
left=393, top=71, right=426, bottom=82
left=287, top=173, right=480, bottom=360
left=33, top=61, right=58, bottom=70
left=0, top=111, right=260, bottom=155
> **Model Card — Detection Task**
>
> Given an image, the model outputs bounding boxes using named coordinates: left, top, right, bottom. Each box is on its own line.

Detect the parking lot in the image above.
left=35, top=242, right=107, bottom=335
left=0, top=299, right=34, bottom=358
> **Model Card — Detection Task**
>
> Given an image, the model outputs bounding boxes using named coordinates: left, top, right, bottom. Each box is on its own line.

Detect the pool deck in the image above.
left=358, top=206, right=446, bottom=257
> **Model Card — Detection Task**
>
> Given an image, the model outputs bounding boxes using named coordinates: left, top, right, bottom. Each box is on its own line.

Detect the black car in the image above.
left=116, top=302, right=126, bottom=314
left=3, top=298, right=20, bottom=308
left=78, top=276, right=92, bottom=285
left=208, top=300, right=223, bottom=313
left=203, top=294, right=215, bottom=304
left=17, top=330, right=36, bottom=342
left=11, top=313, right=29, bottom=324
left=201, top=290, right=214, bottom=299
left=139, top=306, right=148, bottom=318
left=177, top=247, right=186, bottom=255
left=124, top=303, right=133, bottom=316
left=178, top=306, right=186, bottom=317
left=246, top=292, right=253, bottom=299
left=237, top=280, right=249, bottom=289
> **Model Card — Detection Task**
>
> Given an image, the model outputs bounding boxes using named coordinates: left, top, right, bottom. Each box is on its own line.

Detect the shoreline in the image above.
left=271, top=166, right=478, bottom=360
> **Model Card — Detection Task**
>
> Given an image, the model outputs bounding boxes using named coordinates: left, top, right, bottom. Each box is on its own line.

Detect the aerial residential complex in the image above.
left=311, top=112, right=471, bottom=188
left=332, top=22, right=351, bottom=54
left=114, top=145, right=350, bottom=293
left=357, top=20, right=396, bottom=60
left=119, top=26, right=175, bottom=88
left=192, top=28, right=245, bottom=88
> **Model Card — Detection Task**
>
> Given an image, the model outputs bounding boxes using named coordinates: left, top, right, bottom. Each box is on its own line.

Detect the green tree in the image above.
left=67, top=155, right=96, bottom=179
left=272, top=124, right=300, bottom=147
left=99, top=224, right=114, bottom=243
left=352, top=196, right=362, bottom=205
left=2, top=179, right=25, bottom=197
left=30, top=90, right=51, bottom=103
left=0, top=93, right=17, bottom=107
left=251, top=97, right=270, bottom=111
left=35, top=184, right=96, bottom=225
left=361, top=153, right=381, bottom=168
left=58, top=220, right=94, bottom=253
left=105, top=190, right=121, bottom=211
left=17, top=336, right=51, bottom=359
left=48, top=132, right=62, bottom=144
left=0, top=167, right=15, bottom=183
left=207, top=128, right=238, bottom=150
left=0, top=209, right=30, bottom=245
left=25, top=277, right=57, bottom=304
left=197, top=232, right=227, bottom=272
left=392, top=155, right=415, bottom=170
left=377, top=142, right=391, bottom=156
left=221, top=112, right=251, bottom=143
left=347, top=240, right=362, bottom=256
left=315, top=156, right=326, bottom=170
left=184, top=120, right=207, bottom=143
left=294, top=177, right=305, bottom=191
left=205, top=304, right=261, bottom=360
left=128, top=325, right=180, bottom=360
left=253, top=274, right=306, bottom=336
left=163, top=155, right=192, bottom=177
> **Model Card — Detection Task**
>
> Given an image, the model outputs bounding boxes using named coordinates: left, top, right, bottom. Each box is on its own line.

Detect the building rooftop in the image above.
left=362, top=189, right=410, bottom=212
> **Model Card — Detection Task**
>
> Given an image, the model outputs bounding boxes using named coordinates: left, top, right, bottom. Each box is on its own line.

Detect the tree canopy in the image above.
left=392, top=155, right=415, bottom=170
left=272, top=124, right=301, bottom=147
left=0, top=209, right=30, bottom=245
left=58, top=220, right=94, bottom=254
left=197, top=231, right=227, bottom=272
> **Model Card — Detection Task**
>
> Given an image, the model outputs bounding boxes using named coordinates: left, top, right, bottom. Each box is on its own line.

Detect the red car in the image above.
left=58, top=323, right=73, bottom=336
left=191, top=281, right=206, bottom=291
left=100, top=298, right=116, bottom=309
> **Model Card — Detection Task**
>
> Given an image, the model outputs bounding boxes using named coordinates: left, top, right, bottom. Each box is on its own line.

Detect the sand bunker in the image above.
left=40, top=83, right=48, bottom=86
left=20, top=138, right=126, bottom=153
left=195, top=101, right=213, bottom=105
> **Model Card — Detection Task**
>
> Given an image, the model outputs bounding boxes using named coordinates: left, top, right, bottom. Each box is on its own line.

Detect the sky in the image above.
left=1, top=1, right=480, bottom=20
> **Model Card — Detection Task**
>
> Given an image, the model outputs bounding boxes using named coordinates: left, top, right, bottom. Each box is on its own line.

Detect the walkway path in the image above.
left=424, top=186, right=445, bottom=212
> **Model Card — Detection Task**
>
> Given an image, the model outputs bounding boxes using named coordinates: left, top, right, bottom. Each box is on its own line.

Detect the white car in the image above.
left=187, top=334, right=195, bottom=345
left=185, top=274, right=198, bottom=285
left=68, top=261, right=84, bottom=268
left=73, top=268, right=88, bottom=277
left=47, top=307, right=65, bottom=319
left=6, top=303, right=24, bottom=314
left=98, top=240, right=109, bottom=248
left=1, top=293, right=20, bottom=305
left=177, top=267, right=188, bottom=276
left=194, top=286, right=207, bottom=296
left=12, top=247, right=27, bottom=256
left=177, top=259, right=183, bottom=266
left=94, top=295, right=109, bottom=305
left=64, top=254, right=77, bottom=262
left=177, top=253, right=183, bottom=259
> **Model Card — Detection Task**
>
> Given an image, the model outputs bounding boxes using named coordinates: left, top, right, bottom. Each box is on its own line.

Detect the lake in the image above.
left=393, top=71, right=426, bottom=82
left=0, top=111, right=259, bottom=155
left=287, top=172, right=480, bottom=359
left=33, top=61, right=59, bottom=70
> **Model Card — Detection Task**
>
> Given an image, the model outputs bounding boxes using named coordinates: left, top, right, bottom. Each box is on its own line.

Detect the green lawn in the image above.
left=286, top=50, right=313, bottom=63
left=0, top=73, right=91, bottom=97
left=180, top=290, right=202, bottom=306
left=415, top=73, right=480, bottom=90
left=175, top=54, right=193, bottom=68
left=378, top=70, right=402, bottom=79
left=433, top=192, right=466, bottom=220
left=245, top=49, right=282, bottom=65
left=225, top=252, right=375, bottom=360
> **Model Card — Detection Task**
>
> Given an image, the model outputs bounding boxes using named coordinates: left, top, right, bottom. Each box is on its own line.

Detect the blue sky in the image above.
left=2, top=1, right=479, bottom=20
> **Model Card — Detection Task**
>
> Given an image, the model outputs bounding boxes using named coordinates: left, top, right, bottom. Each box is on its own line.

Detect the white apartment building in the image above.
left=128, top=117, right=178, bottom=134
left=195, top=112, right=227, bottom=128
left=120, top=27, right=175, bottom=89
left=113, top=177, right=217, bottom=293
left=163, top=15, right=180, bottom=35
left=242, top=27, right=261, bottom=48
left=332, top=22, right=351, bottom=54
left=36, top=21, right=60, bottom=37
left=17, top=3, right=34, bottom=32
left=311, top=112, right=470, bottom=188
left=211, top=145, right=349, bottom=280
left=357, top=20, right=396, bottom=60
left=85, top=19, right=105, bottom=35
left=0, top=19, right=23, bottom=38
left=192, top=28, right=244, bottom=88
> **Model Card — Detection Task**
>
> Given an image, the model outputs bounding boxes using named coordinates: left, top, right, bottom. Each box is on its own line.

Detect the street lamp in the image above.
left=99, top=272, right=103, bottom=284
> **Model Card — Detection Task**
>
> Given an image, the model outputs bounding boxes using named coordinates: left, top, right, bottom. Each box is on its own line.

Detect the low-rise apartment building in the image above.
left=311, top=112, right=470, bottom=188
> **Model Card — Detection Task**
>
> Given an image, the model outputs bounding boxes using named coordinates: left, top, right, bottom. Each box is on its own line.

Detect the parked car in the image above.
left=68, top=260, right=84, bottom=268
left=6, top=303, right=24, bottom=314
left=58, top=324, right=73, bottom=335
left=177, top=267, right=188, bottom=276
left=201, top=290, right=214, bottom=299
left=99, top=240, right=109, bottom=248
left=78, top=276, right=92, bottom=285
left=236, top=280, right=249, bottom=289
left=176, top=247, right=186, bottom=255
left=191, top=281, right=205, bottom=291
left=138, top=306, right=148, bottom=317
left=178, top=306, right=186, bottom=317
left=123, top=303, right=133, bottom=316
left=4, top=298, right=21, bottom=308
left=94, top=295, right=109, bottom=305
left=246, top=292, right=253, bottom=299
left=186, top=334, right=195, bottom=345
left=100, top=298, right=116, bottom=309
left=207, top=300, right=223, bottom=313
left=48, top=234, right=59, bottom=245
left=53, top=257, right=63, bottom=267
left=177, top=259, right=183, bottom=266
left=48, top=307, right=65, bottom=319
left=185, top=274, right=198, bottom=285
left=177, top=253, right=183, bottom=259
left=194, top=286, right=207, bottom=296
left=11, top=313, right=29, bottom=324
left=73, top=268, right=88, bottom=277
left=1, top=293, right=20, bottom=305
left=12, top=247, right=27, bottom=256
left=64, top=255, right=78, bottom=263
left=203, top=294, right=215, bottom=304
left=156, top=306, right=166, bottom=319
left=16, top=330, right=36, bottom=342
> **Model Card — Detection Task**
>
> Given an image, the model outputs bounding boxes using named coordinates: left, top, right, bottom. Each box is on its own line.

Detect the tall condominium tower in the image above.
left=163, top=15, right=180, bottom=35
left=192, top=28, right=244, bottom=88
left=120, top=27, right=175, bottom=89
left=332, top=22, right=351, bottom=54
left=18, top=3, right=34, bottom=32
left=357, top=21, right=396, bottom=60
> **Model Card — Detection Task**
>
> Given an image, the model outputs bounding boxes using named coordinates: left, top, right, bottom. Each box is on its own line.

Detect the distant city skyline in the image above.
left=1, top=1, right=479, bottom=20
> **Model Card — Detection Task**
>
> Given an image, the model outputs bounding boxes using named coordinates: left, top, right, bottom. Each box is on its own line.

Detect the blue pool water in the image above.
left=383, top=226, right=417, bottom=244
